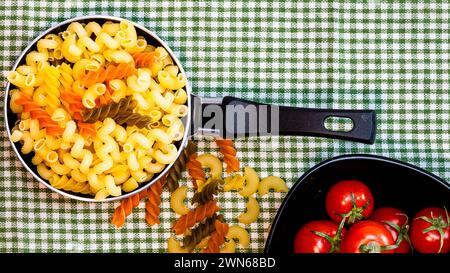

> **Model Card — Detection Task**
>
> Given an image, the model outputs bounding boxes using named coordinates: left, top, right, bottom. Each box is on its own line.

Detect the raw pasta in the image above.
left=81, top=96, right=136, bottom=122
left=145, top=176, right=166, bottom=226
left=7, top=19, right=188, bottom=199
left=114, top=112, right=153, bottom=128
left=183, top=214, right=224, bottom=251
left=203, top=220, right=229, bottom=253
left=186, top=153, right=206, bottom=190
left=166, top=141, right=196, bottom=192
left=258, top=176, right=288, bottom=196
left=170, top=186, right=190, bottom=216
left=226, top=225, right=250, bottom=248
left=237, top=196, right=260, bottom=225
left=110, top=189, right=147, bottom=228
left=191, top=178, right=223, bottom=205
left=172, top=200, right=220, bottom=235
left=223, top=174, right=245, bottom=192
left=216, top=139, right=240, bottom=173
left=79, top=63, right=136, bottom=87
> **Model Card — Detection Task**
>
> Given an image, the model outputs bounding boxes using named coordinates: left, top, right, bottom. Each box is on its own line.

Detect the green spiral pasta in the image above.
left=81, top=96, right=136, bottom=123
left=166, top=141, right=197, bottom=192
left=191, top=178, right=224, bottom=205
left=114, top=112, right=153, bottom=128
left=183, top=214, right=224, bottom=251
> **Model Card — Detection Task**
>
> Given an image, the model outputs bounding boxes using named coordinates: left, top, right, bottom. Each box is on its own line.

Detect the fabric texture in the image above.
left=0, top=1, right=448, bottom=252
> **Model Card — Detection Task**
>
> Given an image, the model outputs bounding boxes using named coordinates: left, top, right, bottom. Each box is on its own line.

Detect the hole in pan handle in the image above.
left=191, top=95, right=376, bottom=144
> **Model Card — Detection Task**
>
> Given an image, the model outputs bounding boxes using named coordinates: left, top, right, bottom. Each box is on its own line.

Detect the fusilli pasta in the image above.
left=216, top=139, right=240, bottom=173
left=15, top=94, right=63, bottom=136
left=172, top=200, right=220, bottom=235
left=183, top=214, right=224, bottom=251
left=132, top=52, right=157, bottom=67
left=186, top=153, right=206, bottom=190
left=81, top=95, right=136, bottom=123
left=79, top=63, right=136, bottom=87
left=191, top=178, right=223, bottom=205
left=145, top=176, right=166, bottom=226
left=110, top=188, right=149, bottom=228
left=204, top=220, right=229, bottom=253
left=114, top=112, right=153, bottom=129
left=166, top=141, right=197, bottom=192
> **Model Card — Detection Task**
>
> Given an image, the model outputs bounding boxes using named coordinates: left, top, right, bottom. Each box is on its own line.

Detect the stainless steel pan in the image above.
left=4, top=15, right=376, bottom=202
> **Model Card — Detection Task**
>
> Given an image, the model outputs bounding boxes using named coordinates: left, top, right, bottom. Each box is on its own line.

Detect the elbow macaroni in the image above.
left=239, top=167, right=260, bottom=197
left=196, top=154, right=223, bottom=179
left=170, top=186, right=190, bottom=215
left=258, top=176, right=288, bottom=196
left=237, top=196, right=260, bottom=225
left=226, top=226, right=250, bottom=248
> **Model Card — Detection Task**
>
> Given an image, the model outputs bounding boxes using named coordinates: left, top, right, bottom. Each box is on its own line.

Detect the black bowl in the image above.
left=264, top=154, right=450, bottom=254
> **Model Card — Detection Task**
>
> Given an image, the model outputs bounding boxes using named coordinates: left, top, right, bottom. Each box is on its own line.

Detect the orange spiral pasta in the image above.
left=15, top=94, right=63, bottom=136
left=216, top=139, right=240, bottom=173
left=79, top=63, right=136, bottom=87
left=203, top=220, right=229, bottom=253
left=60, top=91, right=84, bottom=117
left=110, top=189, right=146, bottom=228
left=132, top=52, right=157, bottom=68
left=172, top=200, right=220, bottom=235
left=186, top=153, right=206, bottom=190
left=60, top=91, right=95, bottom=138
left=145, top=176, right=167, bottom=226
left=77, top=121, right=96, bottom=138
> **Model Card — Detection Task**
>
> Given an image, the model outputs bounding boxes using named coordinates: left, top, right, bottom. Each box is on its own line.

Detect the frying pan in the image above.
left=4, top=15, right=376, bottom=202
left=264, top=154, right=450, bottom=254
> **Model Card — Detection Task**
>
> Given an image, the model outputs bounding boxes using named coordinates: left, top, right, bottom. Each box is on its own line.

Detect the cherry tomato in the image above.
left=370, top=207, right=412, bottom=253
left=340, top=220, right=395, bottom=253
left=293, top=220, right=346, bottom=253
left=410, top=207, right=450, bottom=253
left=325, top=180, right=374, bottom=224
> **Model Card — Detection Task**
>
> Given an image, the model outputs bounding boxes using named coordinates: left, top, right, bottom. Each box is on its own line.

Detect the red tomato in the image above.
left=294, top=220, right=346, bottom=253
left=325, top=180, right=374, bottom=224
left=370, top=207, right=412, bottom=253
left=340, top=220, right=395, bottom=253
left=410, top=207, right=450, bottom=253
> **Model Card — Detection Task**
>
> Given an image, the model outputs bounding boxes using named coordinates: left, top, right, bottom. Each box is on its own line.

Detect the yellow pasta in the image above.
left=223, top=174, right=245, bottom=192
left=151, top=90, right=174, bottom=111
left=61, top=33, right=83, bottom=63
left=239, top=167, right=260, bottom=197
left=153, top=144, right=178, bottom=164
left=103, top=49, right=133, bottom=63
left=170, top=186, right=190, bottom=215
left=237, top=196, right=260, bottom=225
left=49, top=174, right=91, bottom=195
left=36, top=163, right=54, bottom=180
left=119, top=20, right=137, bottom=49
left=226, top=226, right=250, bottom=248
left=258, top=176, right=288, bottom=196
left=7, top=71, right=36, bottom=88
left=196, top=153, right=223, bottom=178
left=102, top=21, right=121, bottom=36
left=122, top=177, right=138, bottom=192
left=127, top=69, right=151, bottom=93
left=158, top=71, right=187, bottom=90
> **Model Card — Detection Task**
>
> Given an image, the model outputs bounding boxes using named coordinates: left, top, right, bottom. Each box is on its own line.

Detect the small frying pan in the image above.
left=5, top=15, right=376, bottom=202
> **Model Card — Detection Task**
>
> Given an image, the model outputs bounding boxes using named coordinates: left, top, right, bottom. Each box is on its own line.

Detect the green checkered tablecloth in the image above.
left=0, top=1, right=448, bottom=253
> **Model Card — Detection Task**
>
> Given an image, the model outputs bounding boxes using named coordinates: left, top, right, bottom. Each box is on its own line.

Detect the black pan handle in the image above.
left=192, top=95, right=376, bottom=144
